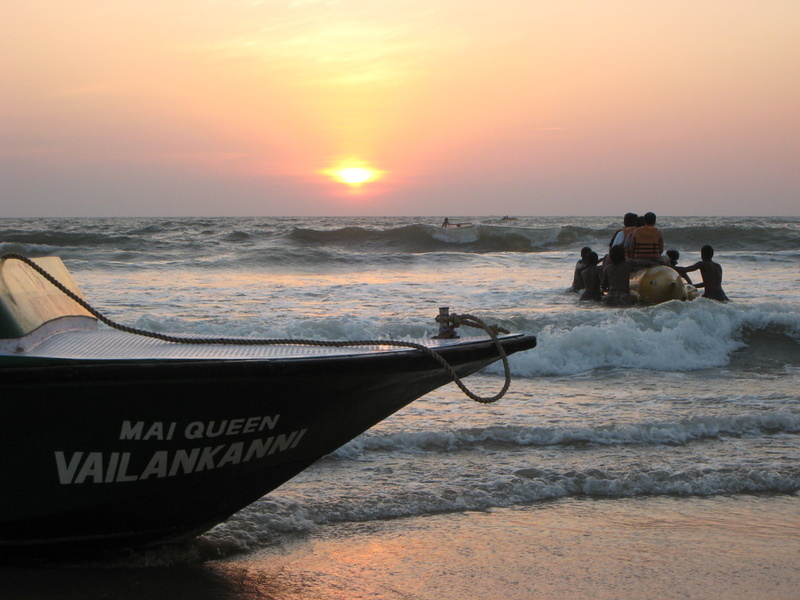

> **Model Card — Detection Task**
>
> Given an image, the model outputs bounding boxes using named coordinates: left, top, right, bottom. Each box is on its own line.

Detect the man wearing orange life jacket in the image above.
left=628, top=212, right=664, bottom=260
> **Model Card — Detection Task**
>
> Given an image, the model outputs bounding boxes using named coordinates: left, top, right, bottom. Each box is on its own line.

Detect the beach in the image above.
left=1, top=216, right=798, bottom=597
left=3, top=495, right=798, bottom=600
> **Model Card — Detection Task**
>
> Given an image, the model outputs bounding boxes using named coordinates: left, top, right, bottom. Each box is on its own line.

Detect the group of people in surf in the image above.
left=570, top=212, right=729, bottom=305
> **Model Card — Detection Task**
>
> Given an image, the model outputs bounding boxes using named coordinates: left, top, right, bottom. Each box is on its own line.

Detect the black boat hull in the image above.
left=0, top=335, right=535, bottom=552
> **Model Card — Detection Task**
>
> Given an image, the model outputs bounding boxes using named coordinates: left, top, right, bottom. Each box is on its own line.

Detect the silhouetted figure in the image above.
left=580, top=252, right=603, bottom=301
left=676, top=245, right=729, bottom=301
left=602, top=245, right=631, bottom=306
left=571, top=246, right=592, bottom=292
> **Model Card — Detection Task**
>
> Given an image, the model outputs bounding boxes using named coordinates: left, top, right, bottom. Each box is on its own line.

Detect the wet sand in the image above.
left=3, top=495, right=798, bottom=600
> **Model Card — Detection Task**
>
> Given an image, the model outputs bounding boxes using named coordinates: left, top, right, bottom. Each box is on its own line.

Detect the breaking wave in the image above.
left=199, top=461, right=800, bottom=555
left=329, top=410, right=800, bottom=457
left=503, top=300, right=800, bottom=376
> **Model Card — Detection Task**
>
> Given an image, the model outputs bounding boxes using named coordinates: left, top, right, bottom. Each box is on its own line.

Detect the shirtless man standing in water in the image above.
left=601, top=245, right=631, bottom=306
left=676, top=245, right=730, bottom=301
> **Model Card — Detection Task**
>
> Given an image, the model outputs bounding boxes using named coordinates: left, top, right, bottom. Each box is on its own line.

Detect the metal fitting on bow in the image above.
left=433, top=307, right=460, bottom=339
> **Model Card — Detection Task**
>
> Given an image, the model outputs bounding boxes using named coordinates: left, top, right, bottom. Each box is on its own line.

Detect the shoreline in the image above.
left=210, top=494, right=800, bottom=600
left=1, top=495, right=798, bottom=599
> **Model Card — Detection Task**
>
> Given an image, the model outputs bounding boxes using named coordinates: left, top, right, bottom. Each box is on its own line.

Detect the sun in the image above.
left=337, top=167, right=376, bottom=185
left=323, top=160, right=384, bottom=189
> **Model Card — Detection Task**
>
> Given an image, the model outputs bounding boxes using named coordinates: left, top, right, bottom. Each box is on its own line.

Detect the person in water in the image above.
left=602, top=245, right=631, bottom=305
left=675, top=245, right=729, bottom=301
left=571, top=246, right=593, bottom=292
left=579, top=252, right=603, bottom=301
left=628, top=212, right=664, bottom=261
left=666, top=249, right=680, bottom=267
left=441, top=217, right=450, bottom=228
left=666, top=249, right=696, bottom=285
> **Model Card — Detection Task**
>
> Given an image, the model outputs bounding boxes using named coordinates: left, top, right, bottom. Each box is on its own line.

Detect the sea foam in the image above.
left=499, top=300, right=800, bottom=377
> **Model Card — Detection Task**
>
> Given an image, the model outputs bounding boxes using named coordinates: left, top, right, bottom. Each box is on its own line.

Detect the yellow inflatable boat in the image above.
left=630, top=265, right=698, bottom=305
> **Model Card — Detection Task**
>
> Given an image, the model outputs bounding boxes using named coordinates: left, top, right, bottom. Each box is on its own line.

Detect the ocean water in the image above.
left=1, top=215, right=799, bottom=576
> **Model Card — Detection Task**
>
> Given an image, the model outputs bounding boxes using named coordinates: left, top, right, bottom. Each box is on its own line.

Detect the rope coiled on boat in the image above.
left=0, top=253, right=512, bottom=403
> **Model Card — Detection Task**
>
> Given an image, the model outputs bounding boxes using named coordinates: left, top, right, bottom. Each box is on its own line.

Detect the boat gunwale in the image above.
left=0, top=333, right=537, bottom=381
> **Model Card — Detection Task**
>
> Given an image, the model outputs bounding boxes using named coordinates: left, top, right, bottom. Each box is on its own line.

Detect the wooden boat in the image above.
left=630, top=264, right=698, bottom=304
left=0, top=256, right=536, bottom=553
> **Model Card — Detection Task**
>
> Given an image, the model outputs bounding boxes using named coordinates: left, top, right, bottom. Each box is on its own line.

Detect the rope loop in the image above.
left=0, top=253, right=512, bottom=403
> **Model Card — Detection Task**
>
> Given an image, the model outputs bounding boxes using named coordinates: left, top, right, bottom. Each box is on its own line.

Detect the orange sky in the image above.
left=2, top=1, right=799, bottom=216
